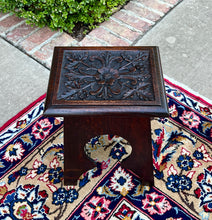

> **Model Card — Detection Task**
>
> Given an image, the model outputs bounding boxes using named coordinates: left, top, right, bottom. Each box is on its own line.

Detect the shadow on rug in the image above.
left=0, top=79, right=211, bottom=220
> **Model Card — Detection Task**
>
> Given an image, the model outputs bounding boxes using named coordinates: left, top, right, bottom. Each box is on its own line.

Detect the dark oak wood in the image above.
left=64, top=116, right=153, bottom=185
left=44, top=46, right=169, bottom=185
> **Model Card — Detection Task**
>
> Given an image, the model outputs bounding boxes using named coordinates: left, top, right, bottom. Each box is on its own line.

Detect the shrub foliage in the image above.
left=0, top=0, right=127, bottom=33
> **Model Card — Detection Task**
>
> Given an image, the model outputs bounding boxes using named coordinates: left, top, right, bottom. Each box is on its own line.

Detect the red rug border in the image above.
left=164, top=78, right=212, bottom=107
left=0, top=94, right=46, bottom=133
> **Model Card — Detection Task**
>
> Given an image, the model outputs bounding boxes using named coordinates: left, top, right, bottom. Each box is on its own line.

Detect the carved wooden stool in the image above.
left=44, top=47, right=169, bottom=185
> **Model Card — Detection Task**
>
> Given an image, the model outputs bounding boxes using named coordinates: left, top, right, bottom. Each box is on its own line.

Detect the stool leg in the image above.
left=120, top=118, right=154, bottom=186
left=64, top=118, right=96, bottom=185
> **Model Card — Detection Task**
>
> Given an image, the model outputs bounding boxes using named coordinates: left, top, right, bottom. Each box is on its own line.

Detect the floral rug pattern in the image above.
left=0, top=79, right=211, bottom=220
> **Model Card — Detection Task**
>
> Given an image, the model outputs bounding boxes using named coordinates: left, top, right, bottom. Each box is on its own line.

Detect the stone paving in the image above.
left=0, top=0, right=182, bottom=69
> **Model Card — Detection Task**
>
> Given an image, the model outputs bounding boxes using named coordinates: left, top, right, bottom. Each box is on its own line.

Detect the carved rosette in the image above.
left=57, top=50, right=155, bottom=101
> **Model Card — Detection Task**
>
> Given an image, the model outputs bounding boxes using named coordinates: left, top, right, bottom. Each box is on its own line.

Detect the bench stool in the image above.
left=44, top=47, right=169, bottom=185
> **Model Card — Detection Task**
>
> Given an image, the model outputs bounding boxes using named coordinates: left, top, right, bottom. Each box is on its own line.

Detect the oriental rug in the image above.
left=0, top=78, right=211, bottom=220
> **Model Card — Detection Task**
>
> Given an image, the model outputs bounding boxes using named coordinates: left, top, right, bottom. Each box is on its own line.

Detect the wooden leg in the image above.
left=64, top=118, right=96, bottom=185
left=64, top=116, right=154, bottom=186
left=120, top=118, right=154, bottom=186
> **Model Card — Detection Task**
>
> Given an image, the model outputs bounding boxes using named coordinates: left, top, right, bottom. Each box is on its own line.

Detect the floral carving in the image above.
left=57, top=50, right=154, bottom=101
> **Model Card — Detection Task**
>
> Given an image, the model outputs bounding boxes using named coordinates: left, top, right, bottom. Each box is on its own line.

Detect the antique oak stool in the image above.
left=44, top=47, right=169, bottom=186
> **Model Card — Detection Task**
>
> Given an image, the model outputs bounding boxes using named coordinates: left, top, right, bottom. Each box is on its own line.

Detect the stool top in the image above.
left=44, top=47, right=169, bottom=117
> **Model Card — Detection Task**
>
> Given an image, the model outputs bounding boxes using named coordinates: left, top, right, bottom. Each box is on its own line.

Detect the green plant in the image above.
left=0, top=0, right=127, bottom=33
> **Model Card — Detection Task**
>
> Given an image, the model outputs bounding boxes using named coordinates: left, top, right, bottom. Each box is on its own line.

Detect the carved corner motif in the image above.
left=57, top=50, right=155, bottom=101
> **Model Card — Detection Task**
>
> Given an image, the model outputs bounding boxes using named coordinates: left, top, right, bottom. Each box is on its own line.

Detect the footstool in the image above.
left=44, top=46, right=169, bottom=185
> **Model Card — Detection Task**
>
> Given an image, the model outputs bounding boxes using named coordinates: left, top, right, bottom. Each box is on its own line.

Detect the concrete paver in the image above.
left=0, top=38, right=49, bottom=126
left=136, top=0, right=212, bottom=100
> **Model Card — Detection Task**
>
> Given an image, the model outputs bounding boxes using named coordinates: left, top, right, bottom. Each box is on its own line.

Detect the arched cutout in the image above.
left=64, top=116, right=154, bottom=186
left=84, top=134, right=132, bottom=165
